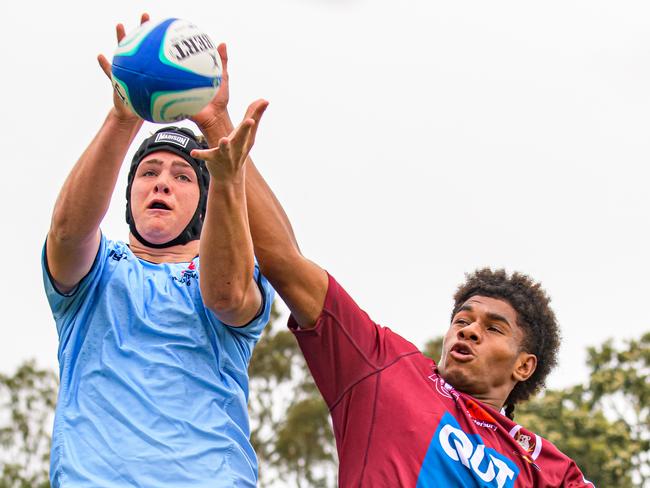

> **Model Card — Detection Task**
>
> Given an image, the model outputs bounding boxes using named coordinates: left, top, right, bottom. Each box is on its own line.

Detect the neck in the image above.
left=465, top=384, right=515, bottom=413
left=473, top=396, right=504, bottom=412
left=440, top=371, right=511, bottom=413
left=129, top=233, right=200, bottom=263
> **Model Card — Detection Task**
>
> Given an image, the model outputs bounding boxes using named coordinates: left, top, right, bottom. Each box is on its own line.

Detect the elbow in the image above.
left=49, top=210, right=72, bottom=243
left=49, top=207, right=90, bottom=244
left=49, top=216, right=81, bottom=245
left=49, top=194, right=80, bottom=241
left=200, top=281, right=249, bottom=316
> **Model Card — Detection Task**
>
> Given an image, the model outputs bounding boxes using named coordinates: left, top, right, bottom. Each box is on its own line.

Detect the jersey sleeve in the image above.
left=41, top=234, right=109, bottom=338
left=289, top=273, right=419, bottom=407
left=202, top=263, right=275, bottom=353
left=223, top=264, right=275, bottom=341
left=562, top=461, right=596, bottom=487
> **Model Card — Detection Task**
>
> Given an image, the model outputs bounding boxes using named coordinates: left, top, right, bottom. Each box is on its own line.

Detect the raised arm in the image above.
left=190, top=102, right=266, bottom=326
left=47, top=15, right=147, bottom=293
left=245, top=162, right=328, bottom=327
left=192, top=45, right=327, bottom=328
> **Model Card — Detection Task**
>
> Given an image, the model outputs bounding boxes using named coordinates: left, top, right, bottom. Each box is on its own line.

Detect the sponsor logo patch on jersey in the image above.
left=416, top=413, right=520, bottom=488
left=465, top=398, right=498, bottom=431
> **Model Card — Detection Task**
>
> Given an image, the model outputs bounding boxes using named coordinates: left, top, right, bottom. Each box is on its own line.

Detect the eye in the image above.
left=487, top=326, right=503, bottom=334
left=176, top=174, right=192, bottom=182
left=141, top=170, right=157, bottom=177
left=454, top=318, right=469, bottom=326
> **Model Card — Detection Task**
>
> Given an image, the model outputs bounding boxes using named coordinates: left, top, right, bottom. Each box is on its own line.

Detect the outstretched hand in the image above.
left=191, top=99, right=268, bottom=181
left=97, top=13, right=150, bottom=122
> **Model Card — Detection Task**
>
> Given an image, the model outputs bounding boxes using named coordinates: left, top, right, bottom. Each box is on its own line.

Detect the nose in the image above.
left=153, top=179, right=171, bottom=195
left=457, top=321, right=481, bottom=343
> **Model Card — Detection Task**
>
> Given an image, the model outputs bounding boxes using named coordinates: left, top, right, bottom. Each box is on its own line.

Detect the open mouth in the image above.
left=148, top=200, right=172, bottom=211
left=450, top=343, right=474, bottom=360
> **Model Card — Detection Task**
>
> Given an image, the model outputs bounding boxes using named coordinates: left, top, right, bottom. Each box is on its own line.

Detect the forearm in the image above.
left=245, top=160, right=327, bottom=328
left=199, top=170, right=261, bottom=326
left=200, top=111, right=305, bottom=290
left=196, top=109, right=299, bottom=256
left=245, top=161, right=300, bottom=275
left=50, top=109, right=142, bottom=243
left=194, top=87, right=325, bottom=326
left=197, top=109, right=234, bottom=148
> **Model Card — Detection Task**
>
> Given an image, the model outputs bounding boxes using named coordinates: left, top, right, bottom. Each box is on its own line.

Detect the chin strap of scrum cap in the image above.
left=125, top=127, right=210, bottom=248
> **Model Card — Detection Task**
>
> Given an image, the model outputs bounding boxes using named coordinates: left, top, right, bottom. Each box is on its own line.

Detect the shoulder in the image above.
left=105, top=238, right=132, bottom=262
left=505, top=420, right=592, bottom=484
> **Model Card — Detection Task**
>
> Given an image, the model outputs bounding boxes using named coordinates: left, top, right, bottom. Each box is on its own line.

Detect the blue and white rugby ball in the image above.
left=111, top=18, right=222, bottom=123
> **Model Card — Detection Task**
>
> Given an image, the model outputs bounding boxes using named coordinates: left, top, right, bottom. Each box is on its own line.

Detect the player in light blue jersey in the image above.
left=43, top=14, right=273, bottom=487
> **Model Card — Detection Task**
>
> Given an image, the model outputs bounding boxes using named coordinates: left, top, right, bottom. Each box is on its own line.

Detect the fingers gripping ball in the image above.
left=111, top=18, right=222, bottom=123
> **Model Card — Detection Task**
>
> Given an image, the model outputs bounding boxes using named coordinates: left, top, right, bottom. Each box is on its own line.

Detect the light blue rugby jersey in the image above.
left=42, top=234, right=274, bottom=488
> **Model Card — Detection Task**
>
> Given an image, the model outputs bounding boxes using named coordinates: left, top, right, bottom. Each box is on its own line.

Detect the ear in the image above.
left=512, top=352, right=537, bottom=382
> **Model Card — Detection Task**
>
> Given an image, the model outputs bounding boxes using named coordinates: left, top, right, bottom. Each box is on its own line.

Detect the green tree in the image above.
left=516, top=333, right=649, bottom=487
left=248, top=302, right=336, bottom=487
left=422, top=336, right=443, bottom=364
left=585, top=332, right=649, bottom=486
left=1, top=317, right=647, bottom=487
left=0, top=360, right=57, bottom=488
left=517, top=385, right=638, bottom=487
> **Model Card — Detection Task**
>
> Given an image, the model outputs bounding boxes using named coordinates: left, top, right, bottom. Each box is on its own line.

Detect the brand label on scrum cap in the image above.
left=155, top=132, right=190, bottom=148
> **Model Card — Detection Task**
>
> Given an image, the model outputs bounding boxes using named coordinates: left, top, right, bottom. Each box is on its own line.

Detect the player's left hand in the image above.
left=191, top=99, right=267, bottom=180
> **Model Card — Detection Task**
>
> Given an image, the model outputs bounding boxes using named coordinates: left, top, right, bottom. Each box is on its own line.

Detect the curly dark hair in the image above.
left=451, top=268, right=561, bottom=416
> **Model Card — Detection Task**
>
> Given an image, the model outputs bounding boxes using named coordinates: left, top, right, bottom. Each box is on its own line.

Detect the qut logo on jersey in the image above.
left=416, top=413, right=520, bottom=488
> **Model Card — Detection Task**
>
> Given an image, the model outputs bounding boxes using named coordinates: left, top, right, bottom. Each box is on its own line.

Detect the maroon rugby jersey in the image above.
left=289, top=274, right=594, bottom=488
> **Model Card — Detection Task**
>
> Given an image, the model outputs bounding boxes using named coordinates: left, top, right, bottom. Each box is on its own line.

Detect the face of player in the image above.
left=130, top=151, right=200, bottom=246
left=438, top=295, right=537, bottom=409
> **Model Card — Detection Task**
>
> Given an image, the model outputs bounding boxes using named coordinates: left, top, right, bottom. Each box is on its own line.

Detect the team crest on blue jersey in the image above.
left=416, top=413, right=519, bottom=488
left=172, top=261, right=198, bottom=286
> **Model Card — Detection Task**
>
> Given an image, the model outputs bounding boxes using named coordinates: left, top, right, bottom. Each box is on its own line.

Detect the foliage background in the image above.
left=0, top=306, right=647, bottom=487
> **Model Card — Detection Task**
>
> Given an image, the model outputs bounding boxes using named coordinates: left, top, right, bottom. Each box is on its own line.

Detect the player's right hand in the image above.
left=190, top=99, right=268, bottom=181
left=191, top=43, right=233, bottom=137
left=97, top=13, right=150, bottom=123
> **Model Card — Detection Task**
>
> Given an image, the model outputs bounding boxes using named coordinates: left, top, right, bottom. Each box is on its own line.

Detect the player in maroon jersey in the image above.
left=196, top=46, right=595, bottom=487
